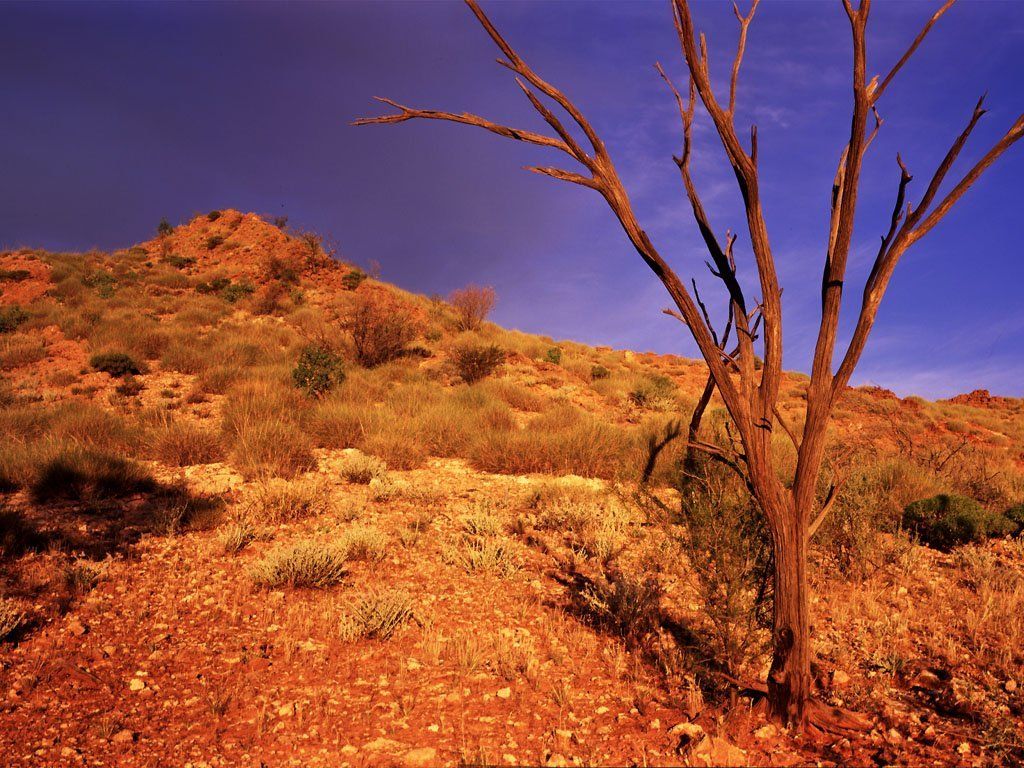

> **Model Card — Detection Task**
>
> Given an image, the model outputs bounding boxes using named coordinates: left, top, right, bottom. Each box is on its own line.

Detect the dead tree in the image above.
left=356, top=0, right=1023, bottom=730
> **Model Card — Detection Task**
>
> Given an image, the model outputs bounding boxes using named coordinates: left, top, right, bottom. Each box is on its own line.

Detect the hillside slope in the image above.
left=0, top=210, right=1022, bottom=766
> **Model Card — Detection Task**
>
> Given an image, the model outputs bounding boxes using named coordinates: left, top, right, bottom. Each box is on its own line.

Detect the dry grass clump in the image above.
left=336, top=524, right=388, bottom=562
left=337, top=452, right=387, bottom=485
left=218, top=521, right=258, bottom=554
left=477, top=378, right=547, bottom=412
left=307, top=399, right=372, bottom=449
left=0, top=334, right=46, bottom=370
left=338, top=589, right=415, bottom=641
left=221, top=379, right=315, bottom=478
left=240, top=478, right=332, bottom=525
left=148, top=418, right=224, bottom=467
left=250, top=540, right=348, bottom=589
left=469, top=404, right=630, bottom=479
left=345, top=289, right=423, bottom=367
left=0, top=597, right=26, bottom=641
left=443, top=535, right=519, bottom=577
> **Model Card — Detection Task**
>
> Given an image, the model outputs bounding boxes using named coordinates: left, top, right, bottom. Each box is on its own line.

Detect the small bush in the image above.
left=590, top=364, right=610, bottom=381
left=219, top=521, right=257, bottom=554
left=575, top=570, right=663, bottom=645
left=29, top=449, right=155, bottom=503
left=205, top=235, right=225, bottom=250
left=250, top=540, right=348, bottom=589
left=338, top=590, right=415, bottom=641
left=338, top=453, right=386, bottom=484
left=345, top=291, right=422, bottom=368
left=629, top=374, right=677, bottom=410
left=89, top=352, right=141, bottom=378
left=449, top=284, right=496, bottom=331
left=342, top=269, right=367, bottom=291
left=337, top=525, right=388, bottom=562
left=902, top=494, right=1011, bottom=550
left=292, top=344, right=345, bottom=397
left=157, top=218, right=174, bottom=236
left=1005, top=504, right=1024, bottom=537
left=207, top=210, right=222, bottom=222
left=0, top=269, right=31, bottom=282
left=63, top=561, right=101, bottom=596
left=221, top=281, right=255, bottom=303
left=161, top=254, right=195, bottom=269
left=544, top=347, right=562, bottom=365
left=452, top=344, right=504, bottom=384
left=443, top=535, right=519, bottom=577
left=0, top=306, right=28, bottom=334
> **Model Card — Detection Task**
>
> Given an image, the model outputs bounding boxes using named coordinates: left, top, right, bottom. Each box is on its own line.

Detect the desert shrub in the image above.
left=221, top=281, right=254, bottom=303
left=148, top=419, right=224, bottom=466
left=338, top=589, right=415, bottom=641
left=205, top=235, right=225, bottom=250
left=219, top=521, right=257, bottom=554
left=89, top=352, right=141, bottom=378
left=161, top=254, right=195, bottom=269
left=83, top=269, right=117, bottom=297
left=273, top=215, right=289, bottom=229
left=544, top=347, right=562, bottom=365
left=449, top=284, right=496, bottom=331
left=576, top=571, right=664, bottom=645
left=0, top=269, right=32, bottom=282
left=629, top=374, right=677, bottom=411
left=240, top=478, right=331, bottom=525
left=62, top=561, right=101, bottom=596
left=0, top=598, right=25, bottom=641
left=668, top=463, right=772, bottom=675
left=361, top=426, right=429, bottom=470
left=345, top=290, right=422, bottom=368
left=902, top=494, right=1012, bottom=550
left=250, top=540, right=348, bottom=589
left=591, top=364, right=610, bottom=381
left=0, top=306, right=28, bottom=334
left=337, top=524, right=388, bottom=561
left=196, top=277, right=231, bottom=295
left=114, top=375, right=145, bottom=397
left=157, top=218, right=174, bottom=236
left=1005, top=504, right=1024, bottom=536
left=338, top=452, right=386, bottom=484
left=251, top=282, right=288, bottom=315
left=451, top=343, right=504, bottom=384
left=207, top=210, right=222, bottom=222
left=342, top=268, right=367, bottom=291
left=477, top=379, right=546, bottom=412
left=292, top=344, right=345, bottom=396
left=443, top=535, right=519, bottom=577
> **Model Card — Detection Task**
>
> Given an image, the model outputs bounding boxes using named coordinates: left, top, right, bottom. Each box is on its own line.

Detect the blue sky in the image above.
left=1, top=1, right=1022, bottom=398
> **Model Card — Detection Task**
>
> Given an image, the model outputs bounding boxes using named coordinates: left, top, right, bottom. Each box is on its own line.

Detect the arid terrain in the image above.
left=1, top=210, right=1022, bottom=766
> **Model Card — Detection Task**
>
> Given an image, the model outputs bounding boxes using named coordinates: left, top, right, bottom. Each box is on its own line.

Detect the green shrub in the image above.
left=342, top=269, right=367, bottom=291
left=590, top=364, right=610, bottom=381
left=902, top=494, right=1011, bottom=550
left=221, top=281, right=254, bottom=303
left=629, top=374, right=677, bottom=411
left=0, top=306, right=28, bottom=334
left=161, top=254, right=195, bottom=269
left=292, top=344, right=345, bottom=396
left=89, top=352, right=141, bottom=378
left=1004, top=504, right=1024, bottom=537
left=196, top=277, right=231, bottom=295
left=544, top=347, right=562, bottom=365
left=452, top=344, right=504, bottom=384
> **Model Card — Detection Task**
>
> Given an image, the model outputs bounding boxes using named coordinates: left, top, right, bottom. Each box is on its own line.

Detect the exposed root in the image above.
left=805, top=698, right=873, bottom=737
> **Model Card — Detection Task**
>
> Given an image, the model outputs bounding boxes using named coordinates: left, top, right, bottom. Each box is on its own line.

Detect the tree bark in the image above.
left=766, top=503, right=812, bottom=727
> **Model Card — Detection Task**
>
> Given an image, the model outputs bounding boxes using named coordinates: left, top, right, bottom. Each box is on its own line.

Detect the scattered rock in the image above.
left=67, top=618, right=87, bottom=637
left=689, top=735, right=747, bottom=767
left=545, top=754, right=569, bottom=767
left=128, top=678, right=146, bottom=692
left=754, top=724, right=777, bottom=740
left=111, top=730, right=135, bottom=744
left=648, top=718, right=661, bottom=730
left=496, top=687, right=511, bottom=700
left=912, top=670, right=944, bottom=692
left=1005, top=679, right=1017, bottom=693
left=403, top=746, right=437, bottom=768
left=595, top=706, right=609, bottom=715
left=832, top=670, right=851, bottom=688
left=364, top=737, right=405, bottom=753
left=669, top=721, right=705, bottom=746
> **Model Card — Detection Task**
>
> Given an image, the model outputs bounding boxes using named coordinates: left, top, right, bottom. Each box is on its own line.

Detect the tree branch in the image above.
left=871, top=0, right=957, bottom=105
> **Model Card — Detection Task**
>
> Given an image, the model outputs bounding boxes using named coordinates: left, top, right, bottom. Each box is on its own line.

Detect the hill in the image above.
left=0, top=210, right=1021, bottom=766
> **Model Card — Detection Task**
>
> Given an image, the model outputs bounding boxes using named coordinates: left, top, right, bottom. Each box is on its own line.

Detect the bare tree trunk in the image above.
left=766, top=506, right=811, bottom=727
